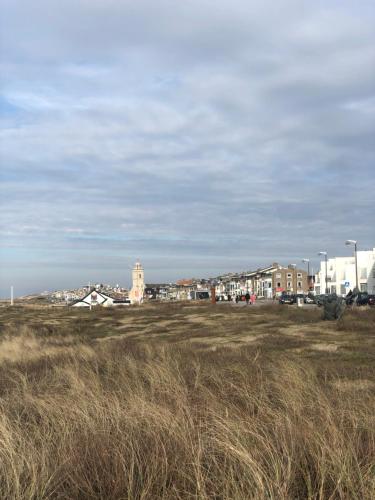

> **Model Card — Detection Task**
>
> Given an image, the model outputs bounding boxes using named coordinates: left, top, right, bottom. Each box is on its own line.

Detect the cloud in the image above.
left=0, top=0, right=374, bottom=296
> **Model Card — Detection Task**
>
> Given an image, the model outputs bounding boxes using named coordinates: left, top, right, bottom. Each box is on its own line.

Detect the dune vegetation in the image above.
left=0, top=302, right=374, bottom=499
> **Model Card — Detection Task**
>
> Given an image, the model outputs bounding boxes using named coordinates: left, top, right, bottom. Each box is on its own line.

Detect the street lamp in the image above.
left=318, top=252, right=328, bottom=294
left=345, top=240, right=358, bottom=291
left=302, top=258, right=310, bottom=291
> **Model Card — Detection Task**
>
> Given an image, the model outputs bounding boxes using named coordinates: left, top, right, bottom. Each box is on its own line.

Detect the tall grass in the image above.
left=0, top=329, right=374, bottom=499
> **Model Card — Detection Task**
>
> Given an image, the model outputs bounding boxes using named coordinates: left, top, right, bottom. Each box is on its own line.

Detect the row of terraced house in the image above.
left=215, top=246, right=375, bottom=299
left=213, top=263, right=311, bottom=299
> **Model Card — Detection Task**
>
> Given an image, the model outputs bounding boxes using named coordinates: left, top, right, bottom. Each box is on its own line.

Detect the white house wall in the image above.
left=315, top=248, right=375, bottom=295
left=72, top=291, right=114, bottom=307
left=72, top=301, right=90, bottom=307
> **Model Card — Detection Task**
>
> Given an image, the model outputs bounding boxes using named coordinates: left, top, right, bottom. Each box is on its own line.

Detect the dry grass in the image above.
left=0, top=303, right=374, bottom=499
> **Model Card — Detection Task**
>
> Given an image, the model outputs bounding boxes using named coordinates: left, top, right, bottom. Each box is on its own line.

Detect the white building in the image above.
left=251, top=264, right=280, bottom=299
left=72, top=289, right=131, bottom=307
left=72, top=289, right=114, bottom=307
left=315, top=248, right=375, bottom=296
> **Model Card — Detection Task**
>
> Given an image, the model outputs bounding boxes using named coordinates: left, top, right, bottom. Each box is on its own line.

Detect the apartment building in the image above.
left=250, top=264, right=279, bottom=298
left=315, top=247, right=375, bottom=296
left=248, top=264, right=307, bottom=298
left=272, top=266, right=308, bottom=296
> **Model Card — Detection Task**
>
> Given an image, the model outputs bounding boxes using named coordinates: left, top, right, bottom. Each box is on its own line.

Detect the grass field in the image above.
left=0, top=302, right=374, bottom=499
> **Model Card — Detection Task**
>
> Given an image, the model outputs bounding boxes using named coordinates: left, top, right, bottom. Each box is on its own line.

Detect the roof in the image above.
left=71, top=289, right=113, bottom=306
left=176, top=279, right=194, bottom=286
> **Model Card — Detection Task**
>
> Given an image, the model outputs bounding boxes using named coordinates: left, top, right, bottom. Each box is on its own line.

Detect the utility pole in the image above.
left=318, top=252, right=328, bottom=294
left=302, top=258, right=310, bottom=292
left=290, top=264, right=296, bottom=292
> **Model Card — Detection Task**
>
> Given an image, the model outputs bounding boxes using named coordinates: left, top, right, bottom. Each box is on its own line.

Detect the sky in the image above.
left=1, top=0, right=375, bottom=297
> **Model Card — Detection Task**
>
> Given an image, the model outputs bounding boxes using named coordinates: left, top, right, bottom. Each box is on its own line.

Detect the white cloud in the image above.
left=1, top=0, right=374, bottom=295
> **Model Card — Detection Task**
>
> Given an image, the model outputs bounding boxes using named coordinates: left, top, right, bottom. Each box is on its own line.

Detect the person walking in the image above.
left=250, top=293, right=256, bottom=305
left=245, top=292, right=250, bottom=305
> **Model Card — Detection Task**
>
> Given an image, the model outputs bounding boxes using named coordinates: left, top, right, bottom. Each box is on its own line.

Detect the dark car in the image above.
left=315, top=294, right=328, bottom=307
left=346, top=292, right=373, bottom=306
left=296, top=293, right=306, bottom=303
left=356, top=292, right=369, bottom=306
left=305, top=293, right=316, bottom=304
left=279, top=294, right=296, bottom=305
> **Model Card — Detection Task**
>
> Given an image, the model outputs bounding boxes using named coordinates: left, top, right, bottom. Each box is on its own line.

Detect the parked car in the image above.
left=296, top=293, right=306, bottom=304
left=315, top=294, right=328, bottom=307
left=346, top=292, right=374, bottom=306
left=356, top=292, right=370, bottom=306
left=279, top=294, right=296, bottom=305
left=305, top=294, right=316, bottom=304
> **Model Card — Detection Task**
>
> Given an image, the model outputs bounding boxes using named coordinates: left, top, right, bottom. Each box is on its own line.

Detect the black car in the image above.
left=305, top=293, right=316, bottom=304
left=279, top=294, right=296, bottom=305
left=346, top=292, right=373, bottom=306
left=296, top=293, right=306, bottom=303
left=315, top=294, right=329, bottom=306
left=356, top=293, right=369, bottom=306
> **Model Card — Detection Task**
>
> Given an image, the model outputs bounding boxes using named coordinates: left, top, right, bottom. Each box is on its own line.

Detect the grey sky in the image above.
left=1, top=0, right=375, bottom=296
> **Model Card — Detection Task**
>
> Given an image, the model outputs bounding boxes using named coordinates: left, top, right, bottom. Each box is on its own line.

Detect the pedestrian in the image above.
left=245, top=292, right=250, bottom=305
left=250, top=293, right=256, bottom=305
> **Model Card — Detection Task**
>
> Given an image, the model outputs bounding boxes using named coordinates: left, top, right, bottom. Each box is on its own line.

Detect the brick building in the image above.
left=272, top=265, right=308, bottom=295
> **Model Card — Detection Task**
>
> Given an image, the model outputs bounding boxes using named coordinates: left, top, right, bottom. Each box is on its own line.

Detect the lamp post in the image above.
left=302, top=258, right=310, bottom=292
left=345, top=240, right=358, bottom=291
left=318, top=252, right=328, bottom=294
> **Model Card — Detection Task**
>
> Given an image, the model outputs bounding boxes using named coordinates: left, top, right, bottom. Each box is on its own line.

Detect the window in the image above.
left=277, top=282, right=281, bottom=287
left=297, top=273, right=302, bottom=278
left=268, top=283, right=272, bottom=288
left=315, top=286, right=321, bottom=294
left=287, top=281, right=292, bottom=288
left=276, top=273, right=281, bottom=279
left=297, top=281, right=302, bottom=288
left=360, top=283, right=368, bottom=292
left=287, top=273, right=292, bottom=278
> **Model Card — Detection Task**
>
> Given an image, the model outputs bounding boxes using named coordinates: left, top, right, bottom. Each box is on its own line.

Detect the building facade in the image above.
left=72, top=289, right=131, bottom=307
left=213, top=263, right=308, bottom=299
left=315, top=248, right=375, bottom=296
left=249, top=264, right=308, bottom=298
left=272, top=266, right=308, bottom=296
